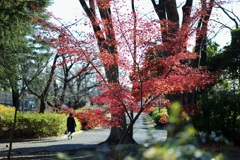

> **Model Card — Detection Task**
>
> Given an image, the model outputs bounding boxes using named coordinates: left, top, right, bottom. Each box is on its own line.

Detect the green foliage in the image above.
left=193, top=89, right=240, bottom=143
left=199, top=29, right=240, bottom=145
left=0, top=0, right=52, bottom=49
left=54, top=153, right=70, bottom=160
left=0, top=104, right=15, bottom=112
left=208, top=28, right=240, bottom=74
left=0, top=0, right=53, bottom=109
left=207, top=40, right=221, bottom=57
left=150, top=107, right=168, bottom=127
left=0, top=105, right=81, bottom=139
left=222, top=28, right=240, bottom=79
left=0, top=112, right=65, bottom=138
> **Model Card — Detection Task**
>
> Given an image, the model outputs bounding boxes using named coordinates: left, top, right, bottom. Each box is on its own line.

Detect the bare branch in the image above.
left=211, top=19, right=233, bottom=30
left=215, top=2, right=239, bottom=29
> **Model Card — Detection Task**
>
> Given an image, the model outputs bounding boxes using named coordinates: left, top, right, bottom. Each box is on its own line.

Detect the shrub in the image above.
left=0, top=104, right=15, bottom=113
left=0, top=105, right=81, bottom=139
left=193, top=90, right=240, bottom=145
left=74, top=107, right=107, bottom=130
left=150, top=107, right=168, bottom=127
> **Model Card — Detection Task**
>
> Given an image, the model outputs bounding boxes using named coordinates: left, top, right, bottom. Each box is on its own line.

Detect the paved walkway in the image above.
left=0, top=114, right=167, bottom=159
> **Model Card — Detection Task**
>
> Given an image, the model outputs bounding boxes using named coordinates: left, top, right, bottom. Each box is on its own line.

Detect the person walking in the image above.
left=67, top=113, right=76, bottom=140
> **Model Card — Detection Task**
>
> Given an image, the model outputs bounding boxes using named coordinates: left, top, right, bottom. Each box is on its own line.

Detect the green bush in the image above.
left=193, top=89, right=240, bottom=145
left=150, top=107, right=168, bottom=127
left=0, top=105, right=81, bottom=139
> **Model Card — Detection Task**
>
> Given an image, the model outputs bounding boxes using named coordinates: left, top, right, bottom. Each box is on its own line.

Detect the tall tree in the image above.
left=0, top=0, right=52, bottom=110
left=44, top=0, right=237, bottom=147
left=151, top=0, right=214, bottom=106
left=0, top=1, right=52, bottom=159
left=55, top=55, right=99, bottom=109
left=73, top=0, right=217, bottom=145
left=79, top=0, right=128, bottom=144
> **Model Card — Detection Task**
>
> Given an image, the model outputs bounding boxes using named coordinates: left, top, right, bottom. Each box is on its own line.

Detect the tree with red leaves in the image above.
left=45, top=0, right=239, bottom=145
left=74, top=0, right=219, bottom=145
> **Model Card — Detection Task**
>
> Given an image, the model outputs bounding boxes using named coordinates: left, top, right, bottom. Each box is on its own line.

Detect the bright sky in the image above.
left=48, top=0, right=81, bottom=23
left=47, top=0, right=240, bottom=48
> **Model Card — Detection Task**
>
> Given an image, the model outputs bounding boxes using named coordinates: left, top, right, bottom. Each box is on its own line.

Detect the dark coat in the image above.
left=67, top=116, right=76, bottom=133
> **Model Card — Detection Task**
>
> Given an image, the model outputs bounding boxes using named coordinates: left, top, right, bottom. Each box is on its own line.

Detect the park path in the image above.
left=0, top=114, right=167, bottom=159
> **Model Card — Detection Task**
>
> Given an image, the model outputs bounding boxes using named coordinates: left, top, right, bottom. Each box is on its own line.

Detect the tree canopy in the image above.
left=40, top=0, right=227, bottom=144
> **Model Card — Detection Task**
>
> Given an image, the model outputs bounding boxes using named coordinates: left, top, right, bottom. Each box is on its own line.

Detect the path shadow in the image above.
left=0, top=143, right=97, bottom=160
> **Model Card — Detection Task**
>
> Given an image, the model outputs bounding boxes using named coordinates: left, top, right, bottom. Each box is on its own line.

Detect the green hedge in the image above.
left=0, top=105, right=81, bottom=139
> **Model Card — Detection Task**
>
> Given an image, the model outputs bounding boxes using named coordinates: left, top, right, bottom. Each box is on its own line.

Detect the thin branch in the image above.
left=211, top=19, right=232, bottom=30
left=215, top=2, right=239, bottom=28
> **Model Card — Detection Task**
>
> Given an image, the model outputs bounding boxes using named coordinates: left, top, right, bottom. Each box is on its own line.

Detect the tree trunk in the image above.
left=7, top=105, right=18, bottom=160
left=39, top=54, right=58, bottom=113
left=39, top=96, right=46, bottom=113
left=12, top=89, right=20, bottom=110
left=188, top=0, right=214, bottom=105
left=151, top=0, right=179, bottom=42
left=104, top=114, right=135, bottom=144
left=79, top=0, right=136, bottom=144
left=7, top=89, right=20, bottom=160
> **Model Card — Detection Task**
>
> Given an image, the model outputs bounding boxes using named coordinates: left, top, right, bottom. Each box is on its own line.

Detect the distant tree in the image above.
left=52, top=51, right=100, bottom=109
left=0, top=0, right=52, bottom=110
left=26, top=52, right=60, bottom=113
